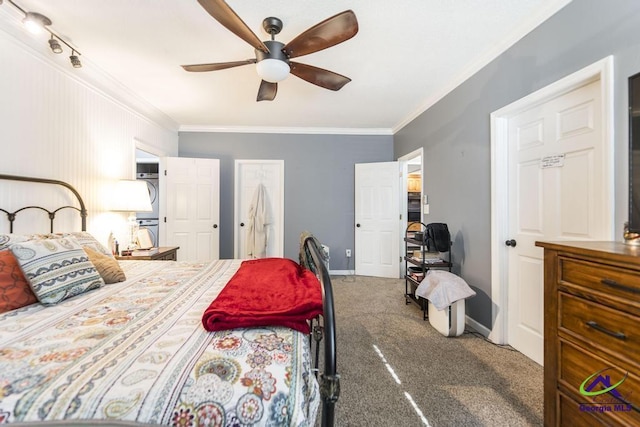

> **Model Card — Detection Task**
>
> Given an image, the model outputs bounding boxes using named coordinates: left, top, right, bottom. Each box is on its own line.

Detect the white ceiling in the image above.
left=2, top=0, right=572, bottom=134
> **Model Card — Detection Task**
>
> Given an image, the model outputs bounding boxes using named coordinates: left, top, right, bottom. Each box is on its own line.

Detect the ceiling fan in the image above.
left=182, top=0, right=359, bottom=101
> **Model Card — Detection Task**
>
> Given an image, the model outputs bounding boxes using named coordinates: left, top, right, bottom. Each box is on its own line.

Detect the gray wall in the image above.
left=178, top=132, right=393, bottom=269
left=394, top=0, right=640, bottom=328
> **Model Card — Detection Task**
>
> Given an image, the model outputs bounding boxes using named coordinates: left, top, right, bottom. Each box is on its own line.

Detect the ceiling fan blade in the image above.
left=290, top=62, right=351, bottom=91
left=283, top=10, right=358, bottom=59
left=182, top=59, right=256, bottom=72
left=197, top=0, right=269, bottom=53
left=257, top=80, right=277, bottom=101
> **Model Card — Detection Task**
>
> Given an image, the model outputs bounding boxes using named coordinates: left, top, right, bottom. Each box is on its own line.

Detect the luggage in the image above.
left=425, top=223, right=450, bottom=252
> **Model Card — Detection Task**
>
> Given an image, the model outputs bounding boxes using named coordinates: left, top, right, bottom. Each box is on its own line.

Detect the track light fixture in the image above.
left=5, top=0, right=83, bottom=69
left=48, top=35, right=62, bottom=54
left=70, top=50, right=82, bottom=68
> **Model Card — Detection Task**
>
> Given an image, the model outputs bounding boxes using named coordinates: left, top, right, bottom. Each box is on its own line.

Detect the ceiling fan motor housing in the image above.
left=256, top=40, right=289, bottom=64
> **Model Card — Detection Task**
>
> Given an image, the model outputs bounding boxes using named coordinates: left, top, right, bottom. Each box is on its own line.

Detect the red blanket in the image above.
left=202, top=258, right=323, bottom=334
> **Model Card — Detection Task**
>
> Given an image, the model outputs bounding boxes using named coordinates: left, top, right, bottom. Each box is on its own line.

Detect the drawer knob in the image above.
left=586, top=320, right=627, bottom=340
left=505, top=239, right=517, bottom=247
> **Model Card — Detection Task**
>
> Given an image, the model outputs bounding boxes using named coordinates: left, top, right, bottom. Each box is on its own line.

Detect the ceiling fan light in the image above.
left=256, top=58, right=290, bottom=83
left=23, top=12, right=52, bottom=34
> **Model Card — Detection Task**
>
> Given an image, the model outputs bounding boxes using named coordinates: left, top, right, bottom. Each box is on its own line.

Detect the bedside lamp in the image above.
left=110, top=179, right=152, bottom=250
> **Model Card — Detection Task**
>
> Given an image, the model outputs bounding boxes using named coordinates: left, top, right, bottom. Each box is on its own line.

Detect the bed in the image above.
left=0, top=174, right=339, bottom=427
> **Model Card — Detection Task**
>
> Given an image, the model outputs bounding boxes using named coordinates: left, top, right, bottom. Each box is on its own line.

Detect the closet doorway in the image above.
left=398, top=148, right=424, bottom=278
left=134, top=145, right=162, bottom=250
left=234, top=160, right=284, bottom=259
left=135, top=149, right=160, bottom=247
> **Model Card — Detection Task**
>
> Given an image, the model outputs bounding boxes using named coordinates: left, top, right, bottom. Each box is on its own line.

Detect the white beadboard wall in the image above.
left=0, top=22, right=179, bottom=245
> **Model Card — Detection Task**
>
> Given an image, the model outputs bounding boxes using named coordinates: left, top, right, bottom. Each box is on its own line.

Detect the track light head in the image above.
left=48, top=36, right=63, bottom=54
left=23, top=11, right=52, bottom=34
left=70, top=51, right=82, bottom=68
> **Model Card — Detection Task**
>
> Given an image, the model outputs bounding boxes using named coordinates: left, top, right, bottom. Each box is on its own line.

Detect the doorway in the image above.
left=489, top=56, right=614, bottom=364
left=354, top=152, right=423, bottom=279
left=234, top=160, right=284, bottom=259
left=399, top=148, right=424, bottom=278
left=135, top=148, right=160, bottom=247
left=161, top=156, right=220, bottom=261
left=354, top=161, right=400, bottom=278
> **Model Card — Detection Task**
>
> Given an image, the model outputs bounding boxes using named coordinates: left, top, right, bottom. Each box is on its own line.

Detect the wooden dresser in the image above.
left=536, top=241, right=640, bottom=426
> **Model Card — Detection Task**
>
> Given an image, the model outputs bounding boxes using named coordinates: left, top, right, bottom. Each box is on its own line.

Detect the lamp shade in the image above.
left=110, top=180, right=152, bottom=212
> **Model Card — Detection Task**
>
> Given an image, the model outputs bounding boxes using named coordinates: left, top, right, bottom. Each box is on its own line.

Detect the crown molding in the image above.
left=179, top=124, right=394, bottom=136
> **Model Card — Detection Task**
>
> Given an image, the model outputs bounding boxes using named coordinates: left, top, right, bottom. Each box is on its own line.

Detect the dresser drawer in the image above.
left=558, top=391, right=608, bottom=427
left=559, top=257, right=640, bottom=303
left=558, top=339, right=639, bottom=426
left=559, top=292, right=640, bottom=367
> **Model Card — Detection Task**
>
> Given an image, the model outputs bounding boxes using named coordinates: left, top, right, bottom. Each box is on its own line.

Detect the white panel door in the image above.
left=506, top=79, right=607, bottom=364
left=234, top=160, right=284, bottom=259
left=161, top=157, right=220, bottom=261
left=355, top=162, right=400, bottom=278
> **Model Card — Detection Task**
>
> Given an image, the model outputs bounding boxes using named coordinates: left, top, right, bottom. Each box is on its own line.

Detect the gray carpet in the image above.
left=325, top=275, right=543, bottom=427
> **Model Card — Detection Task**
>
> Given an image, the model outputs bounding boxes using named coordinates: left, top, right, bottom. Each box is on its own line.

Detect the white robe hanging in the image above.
left=246, top=183, right=270, bottom=258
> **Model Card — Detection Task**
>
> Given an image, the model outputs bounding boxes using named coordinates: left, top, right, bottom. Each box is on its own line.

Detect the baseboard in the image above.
left=465, top=315, right=491, bottom=338
left=329, top=270, right=355, bottom=276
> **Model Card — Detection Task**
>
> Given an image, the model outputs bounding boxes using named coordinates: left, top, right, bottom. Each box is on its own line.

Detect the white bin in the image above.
left=428, top=299, right=465, bottom=337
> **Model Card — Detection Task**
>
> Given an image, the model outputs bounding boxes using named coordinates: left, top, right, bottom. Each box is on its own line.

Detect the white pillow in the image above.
left=10, top=237, right=104, bottom=305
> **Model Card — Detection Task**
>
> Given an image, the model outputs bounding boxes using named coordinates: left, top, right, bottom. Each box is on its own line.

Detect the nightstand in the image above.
left=116, top=246, right=179, bottom=261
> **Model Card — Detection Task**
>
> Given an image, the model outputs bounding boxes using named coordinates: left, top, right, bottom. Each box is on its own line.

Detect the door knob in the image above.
left=505, top=239, right=517, bottom=247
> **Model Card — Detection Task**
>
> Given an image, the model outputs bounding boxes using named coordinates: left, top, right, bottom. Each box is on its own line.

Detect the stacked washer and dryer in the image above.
left=136, top=162, right=159, bottom=247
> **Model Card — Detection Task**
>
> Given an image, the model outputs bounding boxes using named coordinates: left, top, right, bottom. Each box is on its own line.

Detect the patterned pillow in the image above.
left=10, top=237, right=104, bottom=305
left=48, top=232, right=115, bottom=259
left=84, top=247, right=126, bottom=284
left=0, top=234, right=46, bottom=251
left=0, top=250, right=38, bottom=313
left=0, top=232, right=113, bottom=258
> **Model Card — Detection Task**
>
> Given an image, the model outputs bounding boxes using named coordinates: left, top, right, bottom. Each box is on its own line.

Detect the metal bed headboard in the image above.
left=0, top=174, right=87, bottom=233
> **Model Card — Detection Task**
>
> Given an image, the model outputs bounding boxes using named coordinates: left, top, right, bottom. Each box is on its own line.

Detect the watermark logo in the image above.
left=578, top=368, right=633, bottom=414
left=580, top=368, right=627, bottom=398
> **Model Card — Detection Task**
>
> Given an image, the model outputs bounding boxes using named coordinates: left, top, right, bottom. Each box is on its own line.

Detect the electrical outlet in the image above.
left=345, top=249, right=352, bottom=258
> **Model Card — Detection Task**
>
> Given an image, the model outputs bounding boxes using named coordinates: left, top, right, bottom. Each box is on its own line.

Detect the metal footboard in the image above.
left=302, top=235, right=340, bottom=427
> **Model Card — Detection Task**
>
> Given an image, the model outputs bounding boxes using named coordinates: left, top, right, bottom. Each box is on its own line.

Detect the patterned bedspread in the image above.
left=0, top=260, right=319, bottom=426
